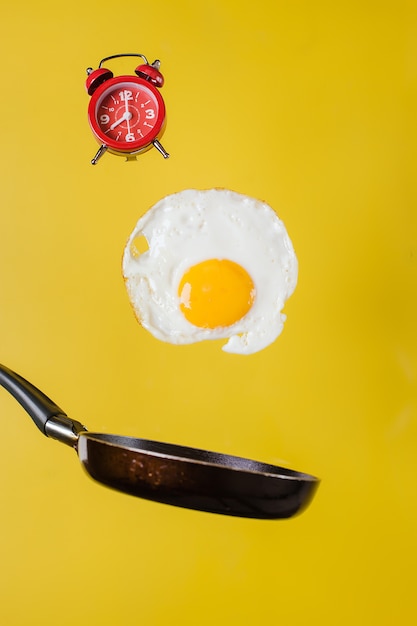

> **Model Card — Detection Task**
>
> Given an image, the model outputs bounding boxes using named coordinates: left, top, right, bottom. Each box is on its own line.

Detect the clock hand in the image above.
left=125, top=93, right=132, bottom=134
left=110, top=110, right=132, bottom=130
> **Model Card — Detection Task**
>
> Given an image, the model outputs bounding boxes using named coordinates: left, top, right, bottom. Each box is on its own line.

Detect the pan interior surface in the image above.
left=79, top=432, right=317, bottom=480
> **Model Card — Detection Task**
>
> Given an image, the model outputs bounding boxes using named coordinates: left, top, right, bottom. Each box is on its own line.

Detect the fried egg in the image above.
left=122, top=188, right=298, bottom=355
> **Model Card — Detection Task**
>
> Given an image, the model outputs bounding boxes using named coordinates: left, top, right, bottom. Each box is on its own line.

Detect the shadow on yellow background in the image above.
left=0, top=1, right=416, bottom=624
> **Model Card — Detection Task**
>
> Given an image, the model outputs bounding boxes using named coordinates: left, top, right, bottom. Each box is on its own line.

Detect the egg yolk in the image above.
left=178, top=259, right=255, bottom=329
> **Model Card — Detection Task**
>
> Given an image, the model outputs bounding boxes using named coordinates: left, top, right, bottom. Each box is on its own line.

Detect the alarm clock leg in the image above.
left=91, top=144, right=108, bottom=165
left=152, top=140, right=170, bottom=159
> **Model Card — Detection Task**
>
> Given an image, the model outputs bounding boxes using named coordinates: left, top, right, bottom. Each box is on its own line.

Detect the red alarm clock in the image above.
left=86, top=53, right=169, bottom=165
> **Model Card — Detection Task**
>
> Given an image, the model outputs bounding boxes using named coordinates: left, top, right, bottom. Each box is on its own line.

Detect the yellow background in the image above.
left=0, top=1, right=416, bottom=624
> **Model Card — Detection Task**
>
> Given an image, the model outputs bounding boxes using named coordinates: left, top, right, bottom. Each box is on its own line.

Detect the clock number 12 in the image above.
left=119, top=90, right=133, bottom=102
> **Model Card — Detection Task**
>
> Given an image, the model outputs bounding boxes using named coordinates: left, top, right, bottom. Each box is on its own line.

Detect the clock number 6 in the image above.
left=125, top=133, right=135, bottom=142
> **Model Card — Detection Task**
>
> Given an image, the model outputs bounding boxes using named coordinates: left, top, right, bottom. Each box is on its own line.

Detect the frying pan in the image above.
left=0, top=363, right=319, bottom=519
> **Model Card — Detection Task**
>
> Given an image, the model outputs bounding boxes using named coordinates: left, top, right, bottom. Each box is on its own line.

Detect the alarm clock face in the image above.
left=88, top=75, right=166, bottom=153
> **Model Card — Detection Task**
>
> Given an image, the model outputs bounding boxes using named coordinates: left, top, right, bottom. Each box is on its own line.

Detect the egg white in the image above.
left=122, top=188, right=298, bottom=355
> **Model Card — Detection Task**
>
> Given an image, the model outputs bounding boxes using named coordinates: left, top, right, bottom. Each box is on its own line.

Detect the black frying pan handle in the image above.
left=0, top=363, right=68, bottom=435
